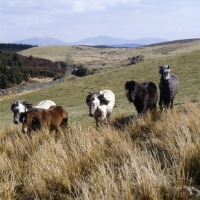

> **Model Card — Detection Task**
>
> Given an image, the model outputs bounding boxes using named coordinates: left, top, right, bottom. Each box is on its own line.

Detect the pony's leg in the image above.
left=60, top=118, right=68, bottom=130
left=170, top=97, right=174, bottom=109
left=151, top=104, right=157, bottom=111
left=142, top=107, right=147, bottom=115
left=106, top=113, right=111, bottom=125
left=159, top=96, right=163, bottom=110
left=96, top=117, right=106, bottom=130
left=100, top=113, right=109, bottom=127
left=165, top=101, right=170, bottom=109
left=55, top=127, right=63, bottom=139
left=95, top=117, right=100, bottom=130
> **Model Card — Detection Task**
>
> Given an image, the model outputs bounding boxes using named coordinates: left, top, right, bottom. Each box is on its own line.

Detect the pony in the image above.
left=11, top=100, right=56, bottom=124
left=21, top=105, right=68, bottom=134
left=86, top=89, right=115, bottom=127
left=125, top=80, right=158, bottom=115
left=159, top=65, right=179, bottom=109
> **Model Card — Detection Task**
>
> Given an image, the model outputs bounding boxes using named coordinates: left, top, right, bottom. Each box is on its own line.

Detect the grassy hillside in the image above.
left=1, top=42, right=200, bottom=199
left=1, top=47, right=200, bottom=126
left=19, top=39, right=200, bottom=69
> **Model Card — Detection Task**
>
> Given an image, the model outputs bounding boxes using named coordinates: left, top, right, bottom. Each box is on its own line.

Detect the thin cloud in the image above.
left=1, top=0, right=200, bottom=43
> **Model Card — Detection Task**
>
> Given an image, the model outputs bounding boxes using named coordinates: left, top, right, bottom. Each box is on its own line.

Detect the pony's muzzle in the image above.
left=22, top=128, right=28, bottom=134
left=89, top=113, right=94, bottom=117
left=13, top=119, right=19, bottom=124
left=164, top=79, right=169, bottom=83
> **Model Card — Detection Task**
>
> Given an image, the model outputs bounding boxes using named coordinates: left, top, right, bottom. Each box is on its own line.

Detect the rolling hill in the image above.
left=1, top=38, right=200, bottom=124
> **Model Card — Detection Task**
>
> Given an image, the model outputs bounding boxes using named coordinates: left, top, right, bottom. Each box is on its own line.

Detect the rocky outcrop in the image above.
left=128, top=55, right=145, bottom=65
left=72, top=66, right=101, bottom=77
left=122, top=55, right=145, bottom=66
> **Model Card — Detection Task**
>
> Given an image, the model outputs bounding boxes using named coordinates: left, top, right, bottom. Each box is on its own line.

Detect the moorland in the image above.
left=0, top=39, right=200, bottom=199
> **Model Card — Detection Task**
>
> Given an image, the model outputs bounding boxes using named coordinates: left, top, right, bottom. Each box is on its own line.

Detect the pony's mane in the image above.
left=142, top=82, right=157, bottom=91
left=97, top=94, right=109, bottom=105
left=21, top=100, right=33, bottom=109
left=11, top=100, right=33, bottom=111
left=86, top=92, right=100, bottom=104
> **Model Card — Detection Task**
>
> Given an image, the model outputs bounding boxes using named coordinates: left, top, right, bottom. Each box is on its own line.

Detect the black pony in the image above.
left=159, top=65, right=179, bottom=110
left=125, top=80, right=158, bottom=115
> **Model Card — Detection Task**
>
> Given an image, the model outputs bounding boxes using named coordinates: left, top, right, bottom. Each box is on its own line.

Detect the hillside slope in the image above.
left=0, top=41, right=200, bottom=125
left=19, top=39, right=200, bottom=69
left=0, top=51, right=67, bottom=89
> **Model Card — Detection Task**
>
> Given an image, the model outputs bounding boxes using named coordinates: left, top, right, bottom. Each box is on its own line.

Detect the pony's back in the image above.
left=100, top=90, right=115, bottom=114
left=48, top=106, right=68, bottom=119
left=35, top=100, right=56, bottom=109
left=142, top=82, right=158, bottom=101
left=169, top=74, right=179, bottom=97
left=142, top=82, right=158, bottom=109
left=100, top=90, right=115, bottom=104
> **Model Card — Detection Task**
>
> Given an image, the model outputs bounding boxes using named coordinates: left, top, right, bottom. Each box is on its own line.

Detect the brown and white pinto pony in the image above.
left=21, top=105, right=68, bottom=134
left=11, top=100, right=56, bottom=124
left=125, top=80, right=158, bottom=115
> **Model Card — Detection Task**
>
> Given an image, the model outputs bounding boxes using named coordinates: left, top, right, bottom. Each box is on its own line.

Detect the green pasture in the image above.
left=0, top=49, right=200, bottom=127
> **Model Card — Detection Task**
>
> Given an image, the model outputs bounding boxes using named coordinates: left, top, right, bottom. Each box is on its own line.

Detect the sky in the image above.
left=1, top=0, right=200, bottom=43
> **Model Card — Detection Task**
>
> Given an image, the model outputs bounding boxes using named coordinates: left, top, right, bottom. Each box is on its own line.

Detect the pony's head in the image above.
left=11, top=101, right=25, bottom=124
left=159, top=65, right=171, bottom=82
left=11, top=100, right=33, bottom=124
left=86, top=92, right=109, bottom=117
left=86, top=93, right=99, bottom=117
left=21, top=110, right=40, bottom=134
left=125, top=80, right=139, bottom=102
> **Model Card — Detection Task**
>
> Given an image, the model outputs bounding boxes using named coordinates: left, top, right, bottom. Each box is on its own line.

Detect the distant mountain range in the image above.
left=14, top=37, right=66, bottom=46
left=14, top=36, right=167, bottom=47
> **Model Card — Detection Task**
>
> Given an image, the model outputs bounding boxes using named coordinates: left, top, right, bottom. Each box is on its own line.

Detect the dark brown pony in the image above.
left=125, top=80, right=158, bottom=115
left=21, top=106, right=68, bottom=134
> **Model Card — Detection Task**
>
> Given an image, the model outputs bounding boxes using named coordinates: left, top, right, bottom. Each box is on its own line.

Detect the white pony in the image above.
left=86, top=89, right=115, bottom=127
left=11, top=100, right=56, bottom=124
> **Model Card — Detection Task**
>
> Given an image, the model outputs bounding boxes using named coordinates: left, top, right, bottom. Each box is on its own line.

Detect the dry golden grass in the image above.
left=1, top=102, right=200, bottom=199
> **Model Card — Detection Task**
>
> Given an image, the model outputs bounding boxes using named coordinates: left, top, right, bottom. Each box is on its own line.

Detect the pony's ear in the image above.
left=98, top=94, right=109, bottom=105
left=159, top=66, right=163, bottom=74
left=167, top=65, right=171, bottom=72
left=11, top=101, right=19, bottom=106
